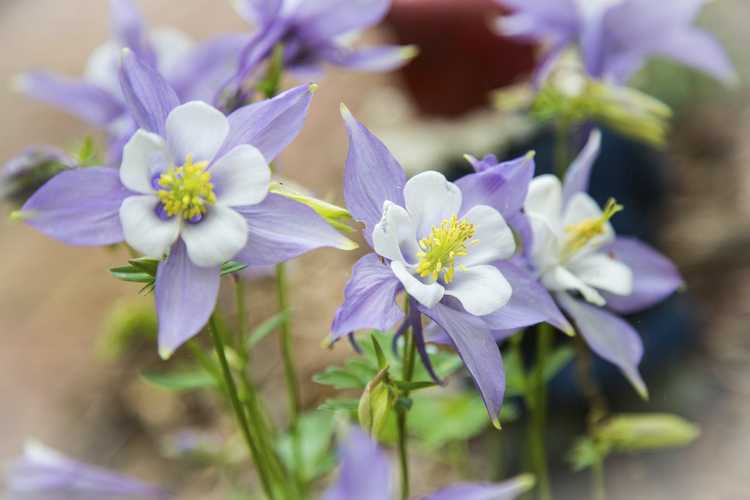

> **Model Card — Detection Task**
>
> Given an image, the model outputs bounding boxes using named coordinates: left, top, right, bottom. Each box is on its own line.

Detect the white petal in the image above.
left=120, top=130, right=170, bottom=194
left=120, top=195, right=180, bottom=258
left=528, top=214, right=562, bottom=272
left=569, top=253, right=634, bottom=296
left=372, top=201, right=420, bottom=265
left=84, top=41, right=122, bottom=97
left=166, top=101, right=229, bottom=163
left=525, top=174, right=563, bottom=229
left=458, top=205, right=515, bottom=267
left=391, top=260, right=444, bottom=309
left=181, top=205, right=248, bottom=267
left=210, top=145, right=271, bottom=207
left=562, top=192, right=615, bottom=251
left=404, top=171, right=462, bottom=238
left=541, top=265, right=606, bottom=306
left=444, top=264, right=512, bottom=316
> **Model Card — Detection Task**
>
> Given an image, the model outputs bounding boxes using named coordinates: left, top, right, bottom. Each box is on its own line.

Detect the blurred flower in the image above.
left=323, top=427, right=533, bottom=500
left=330, top=106, right=570, bottom=426
left=228, top=0, right=416, bottom=87
left=6, top=440, right=169, bottom=500
left=521, top=130, right=684, bottom=398
left=16, top=0, right=245, bottom=163
left=1, top=146, right=75, bottom=206
left=18, top=50, right=354, bottom=359
left=495, top=0, right=737, bottom=84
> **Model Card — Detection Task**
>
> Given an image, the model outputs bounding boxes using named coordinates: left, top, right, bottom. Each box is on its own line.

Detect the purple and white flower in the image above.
left=229, top=0, right=416, bottom=87
left=495, top=0, right=737, bottom=84
left=17, top=0, right=245, bottom=163
left=20, top=50, right=353, bottom=358
left=522, top=130, right=683, bottom=397
left=323, top=427, right=533, bottom=500
left=331, top=106, right=569, bottom=425
left=5, top=440, right=170, bottom=499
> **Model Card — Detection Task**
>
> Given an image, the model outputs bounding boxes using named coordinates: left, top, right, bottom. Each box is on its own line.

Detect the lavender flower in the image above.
left=520, top=130, right=683, bottom=397
left=331, top=106, right=571, bottom=426
left=16, top=0, right=245, bottom=163
left=496, top=0, right=737, bottom=84
left=20, top=50, right=354, bottom=358
left=323, top=427, right=533, bottom=500
left=229, top=0, right=416, bottom=86
left=6, top=440, right=169, bottom=500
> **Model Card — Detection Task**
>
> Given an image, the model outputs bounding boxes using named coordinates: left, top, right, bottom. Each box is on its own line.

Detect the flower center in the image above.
left=562, top=198, right=623, bottom=260
left=157, top=154, right=217, bottom=221
left=416, top=215, right=478, bottom=283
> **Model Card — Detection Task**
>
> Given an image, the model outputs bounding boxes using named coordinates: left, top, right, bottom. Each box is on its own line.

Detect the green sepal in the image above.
left=141, top=369, right=217, bottom=391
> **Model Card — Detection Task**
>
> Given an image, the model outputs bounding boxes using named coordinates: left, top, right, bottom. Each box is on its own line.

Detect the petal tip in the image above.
left=339, top=102, right=353, bottom=120
left=401, top=45, right=419, bottom=61
left=338, top=238, right=359, bottom=251
left=10, top=210, right=33, bottom=222
left=517, top=473, right=536, bottom=492
left=491, top=415, right=502, bottom=430
left=11, top=74, right=28, bottom=93
left=158, top=346, right=174, bottom=360
left=525, top=150, right=536, bottom=160
left=308, top=83, right=319, bottom=94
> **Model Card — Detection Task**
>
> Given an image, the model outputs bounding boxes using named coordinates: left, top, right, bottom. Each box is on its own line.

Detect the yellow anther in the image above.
left=156, top=154, right=216, bottom=220
left=416, top=215, right=477, bottom=283
left=562, top=198, right=623, bottom=260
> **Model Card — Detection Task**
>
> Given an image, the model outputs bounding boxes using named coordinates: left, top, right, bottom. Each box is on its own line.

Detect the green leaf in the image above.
left=409, top=392, right=490, bottom=449
left=568, top=437, right=606, bottom=471
left=543, top=345, right=575, bottom=381
left=141, top=370, right=217, bottom=391
left=393, top=380, right=436, bottom=392
left=313, top=367, right=366, bottom=390
left=246, top=311, right=289, bottom=348
left=277, top=411, right=336, bottom=482
left=221, top=260, right=248, bottom=276
left=371, top=334, right=387, bottom=370
left=317, top=398, right=359, bottom=413
left=110, top=265, right=154, bottom=284
left=596, top=413, right=700, bottom=453
left=128, top=257, right=159, bottom=275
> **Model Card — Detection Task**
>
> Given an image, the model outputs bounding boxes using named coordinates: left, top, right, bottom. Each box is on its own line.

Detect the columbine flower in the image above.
left=331, top=106, right=569, bottom=425
left=323, top=427, right=534, bottom=500
left=522, top=130, right=683, bottom=397
left=229, top=0, right=416, bottom=85
left=20, top=50, right=354, bottom=358
left=16, top=0, right=245, bottom=162
left=6, top=440, right=170, bottom=499
left=496, top=0, right=737, bottom=84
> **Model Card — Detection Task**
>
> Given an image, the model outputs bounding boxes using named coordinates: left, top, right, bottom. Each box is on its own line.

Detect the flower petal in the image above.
left=524, top=174, right=563, bottom=230
left=109, top=0, right=155, bottom=64
left=541, top=265, right=605, bottom=306
left=419, top=302, right=505, bottom=427
left=180, top=205, right=248, bottom=267
left=372, top=201, right=420, bottom=265
left=601, top=237, right=683, bottom=314
left=232, top=0, right=283, bottom=25
left=217, top=84, right=315, bottom=162
left=17, top=72, right=123, bottom=127
left=650, top=27, right=738, bottom=84
left=404, top=171, right=462, bottom=238
left=166, top=101, right=229, bottom=163
left=119, top=49, right=180, bottom=136
left=458, top=205, right=515, bottom=267
left=425, top=474, right=535, bottom=500
left=391, top=261, right=444, bottom=309
left=568, top=252, right=633, bottom=297
left=319, top=44, right=417, bottom=72
left=323, top=427, right=393, bottom=500
left=120, top=195, right=180, bottom=258
left=210, top=145, right=270, bottom=207
left=562, top=129, right=601, bottom=204
left=22, top=168, right=129, bottom=246
left=341, top=105, right=406, bottom=242
left=456, top=153, right=535, bottom=218
left=233, top=193, right=356, bottom=267
left=556, top=292, right=648, bottom=399
left=331, top=253, right=404, bottom=342
left=294, top=0, right=390, bottom=40
left=120, top=129, right=169, bottom=194
left=444, top=265, right=512, bottom=316
left=156, top=240, right=220, bottom=358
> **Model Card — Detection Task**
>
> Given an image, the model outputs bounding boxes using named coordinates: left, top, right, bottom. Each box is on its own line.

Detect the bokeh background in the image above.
left=1, top=1, right=750, bottom=499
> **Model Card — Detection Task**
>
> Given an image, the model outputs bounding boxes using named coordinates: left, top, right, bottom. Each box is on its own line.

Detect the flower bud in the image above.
left=1, top=146, right=74, bottom=206
left=357, top=366, right=393, bottom=437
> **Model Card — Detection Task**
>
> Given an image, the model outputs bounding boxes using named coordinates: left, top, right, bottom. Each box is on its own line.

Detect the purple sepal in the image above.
left=323, top=427, right=392, bottom=500
left=562, top=129, right=601, bottom=204
left=409, top=297, right=443, bottom=386
left=424, top=475, right=534, bottom=500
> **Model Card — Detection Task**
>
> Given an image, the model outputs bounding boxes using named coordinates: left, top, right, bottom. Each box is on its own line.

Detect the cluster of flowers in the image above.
left=1, top=0, right=733, bottom=499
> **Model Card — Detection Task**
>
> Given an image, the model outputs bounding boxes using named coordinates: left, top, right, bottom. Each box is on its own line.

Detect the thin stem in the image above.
left=208, top=316, right=276, bottom=500
left=234, top=276, right=248, bottom=353
left=592, top=459, right=606, bottom=500
left=397, top=307, right=417, bottom=500
left=528, top=323, right=553, bottom=500
left=555, top=120, right=571, bottom=178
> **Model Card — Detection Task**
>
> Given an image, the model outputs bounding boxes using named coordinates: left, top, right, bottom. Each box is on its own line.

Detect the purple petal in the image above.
left=647, top=28, right=738, bottom=84
left=409, top=298, right=442, bottom=385
left=216, top=84, right=314, bottom=162
left=419, top=303, right=505, bottom=428
left=21, top=167, right=130, bottom=246
left=601, top=237, right=683, bottom=314
left=425, top=474, right=534, bottom=500
left=482, top=261, right=573, bottom=335
left=233, top=193, right=355, bottom=268
left=294, top=0, right=390, bottom=41
left=234, top=0, right=283, bottom=25
left=119, top=49, right=180, bottom=136
left=556, top=292, right=647, bottom=399
left=456, top=153, right=535, bottom=219
left=319, top=44, right=416, bottom=72
left=341, top=106, right=406, bottom=244
left=155, top=241, right=220, bottom=359
left=331, top=253, right=404, bottom=342
left=323, top=428, right=392, bottom=500
left=17, top=72, right=124, bottom=127
left=109, top=0, right=156, bottom=65
left=230, top=21, right=287, bottom=96
left=562, top=129, right=601, bottom=205
left=496, top=0, right=579, bottom=44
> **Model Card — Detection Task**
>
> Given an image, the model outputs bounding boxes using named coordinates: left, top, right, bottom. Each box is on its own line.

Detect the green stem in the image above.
left=528, top=324, right=553, bottom=500
left=592, top=459, right=606, bottom=500
left=397, top=320, right=417, bottom=500
left=234, top=276, right=248, bottom=352
left=208, top=316, right=276, bottom=500
left=555, top=120, right=571, bottom=178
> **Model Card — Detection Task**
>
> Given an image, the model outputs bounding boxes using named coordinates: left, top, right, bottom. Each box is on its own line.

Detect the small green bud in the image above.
left=358, top=366, right=393, bottom=437
left=595, top=413, right=700, bottom=453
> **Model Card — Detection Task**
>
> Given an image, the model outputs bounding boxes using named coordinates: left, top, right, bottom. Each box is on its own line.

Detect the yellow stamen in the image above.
left=156, top=154, right=217, bottom=220
left=416, top=215, right=478, bottom=283
left=562, top=198, right=623, bottom=260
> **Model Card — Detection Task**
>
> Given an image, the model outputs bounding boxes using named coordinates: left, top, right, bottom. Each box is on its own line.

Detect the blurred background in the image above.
left=1, top=0, right=750, bottom=499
